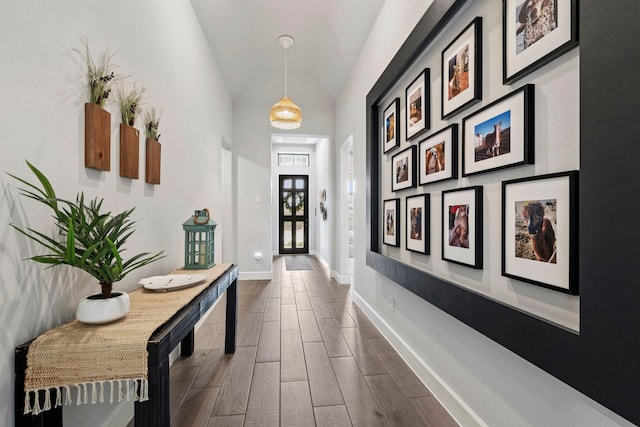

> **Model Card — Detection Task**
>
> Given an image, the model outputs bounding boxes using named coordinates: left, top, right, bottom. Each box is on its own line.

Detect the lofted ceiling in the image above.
left=190, top=0, right=386, bottom=109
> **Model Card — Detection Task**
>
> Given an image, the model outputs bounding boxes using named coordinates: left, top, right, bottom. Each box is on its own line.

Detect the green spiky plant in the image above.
left=116, top=82, right=145, bottom=127
left=8, top=161, right=165, bottom=298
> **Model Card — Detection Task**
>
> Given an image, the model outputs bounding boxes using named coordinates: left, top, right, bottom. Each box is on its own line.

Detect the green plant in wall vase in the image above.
left=8, top=161, right=164, bottom=324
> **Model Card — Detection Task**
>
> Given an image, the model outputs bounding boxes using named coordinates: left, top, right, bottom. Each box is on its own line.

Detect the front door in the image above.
left=279, top=175, right=309, bottom=254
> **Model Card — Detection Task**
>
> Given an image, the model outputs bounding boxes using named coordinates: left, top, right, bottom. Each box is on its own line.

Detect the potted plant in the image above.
left=144, top=107, right=162, bottom=184
left=8, top=161, right=164, bottom=323
left=74, top=39, right=121, bottom=171
left=116, top=82, right=145, bottom=179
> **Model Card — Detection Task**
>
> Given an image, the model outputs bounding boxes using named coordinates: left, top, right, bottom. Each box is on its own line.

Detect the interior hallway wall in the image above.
left=334, top=0, right=633, bottom=425
left=0, top=1, right=231, bottom=425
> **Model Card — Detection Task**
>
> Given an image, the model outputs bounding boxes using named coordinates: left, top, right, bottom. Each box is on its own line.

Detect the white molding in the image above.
left=349, top=290, right=487, bottom=427
left=331, top=270, right=350, bottom=285
left=238, top=271, right=273, bottom=280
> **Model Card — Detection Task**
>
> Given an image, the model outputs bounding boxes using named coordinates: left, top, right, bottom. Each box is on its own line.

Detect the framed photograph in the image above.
left=441, top=17, right=482, bottom=120
left=442, top=186, right=483, bottom=268
left=503, top=0, right=578, bottom=84
left=405, top=68, right=430, bottom=140
left=383, top=198, right=401, bottom=247
left=383, top=98, right=401, bottom=153
left=502, top=171, right=578, bottom=294
left=406, top=194, right=430, bottom=254
left=419, top=124, right=458, bottom=185
left=391, top=146, right=417, bottom=192
left=462, top=84, right=534, bottom=177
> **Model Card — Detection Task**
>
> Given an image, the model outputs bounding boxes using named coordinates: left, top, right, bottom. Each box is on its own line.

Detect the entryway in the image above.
left=278, top=175, right=309, bottom=254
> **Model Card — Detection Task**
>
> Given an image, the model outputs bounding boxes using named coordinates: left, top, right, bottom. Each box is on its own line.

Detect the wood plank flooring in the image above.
left=167, top=256, right=458, bottom=426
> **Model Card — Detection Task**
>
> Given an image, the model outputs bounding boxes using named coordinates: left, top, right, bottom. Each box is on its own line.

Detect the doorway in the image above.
left=279, top=175, right=309, bottom=254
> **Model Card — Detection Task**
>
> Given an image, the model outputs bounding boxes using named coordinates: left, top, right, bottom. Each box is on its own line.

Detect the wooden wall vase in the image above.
left=119, top=124, right=139, bottom=179
left=84, top=103, right=111, bottom=171
left=145, top=138, right=161, bottom=184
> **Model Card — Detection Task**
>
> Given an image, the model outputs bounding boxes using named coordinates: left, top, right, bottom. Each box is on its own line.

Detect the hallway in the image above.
left=168, top=256, right=458, bottom=426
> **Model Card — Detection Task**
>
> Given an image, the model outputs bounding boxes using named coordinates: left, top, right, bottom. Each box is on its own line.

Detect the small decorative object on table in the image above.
left=183, top=208, right=217, bottom=269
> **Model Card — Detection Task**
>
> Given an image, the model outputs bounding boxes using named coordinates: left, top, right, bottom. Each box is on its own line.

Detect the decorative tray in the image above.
left=140, top=274, right=207, bottom=292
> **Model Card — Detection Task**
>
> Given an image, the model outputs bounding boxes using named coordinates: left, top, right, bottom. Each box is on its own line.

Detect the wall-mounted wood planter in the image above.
left=84, top=103, right=111, bottom=171
left=145, top=138, right=161, bottom=184
left=119, top=124, right=139, bottom=179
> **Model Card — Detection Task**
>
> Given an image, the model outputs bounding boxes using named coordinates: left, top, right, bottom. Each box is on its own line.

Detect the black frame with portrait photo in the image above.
left=418, top=124, right=458, bottom=186
left=406, top=194, right=431, bottom=254
left=501, top=171, right=578, bottom=294
left=441, top=186, right=483, bottom=269
left=383, top=98, right=401, bottom=153
left=383, top=198, right=401, bottom=247
left=391, top=145, right=417, bottom=192
left=441, top=17, right=482, bottom=120
left=405, top=68, right=430, bottom=141
left=503, top=0, right=578, bottom=84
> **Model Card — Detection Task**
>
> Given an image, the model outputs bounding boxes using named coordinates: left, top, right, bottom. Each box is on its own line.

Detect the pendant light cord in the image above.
left=284, top=46, right=288, bottom=98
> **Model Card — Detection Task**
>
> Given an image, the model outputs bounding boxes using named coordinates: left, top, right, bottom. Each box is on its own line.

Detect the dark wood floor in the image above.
left=168, top=256, right=458, bottom=426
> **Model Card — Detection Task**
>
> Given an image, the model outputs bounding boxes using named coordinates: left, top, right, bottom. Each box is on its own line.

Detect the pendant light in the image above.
left=270, top=35, right=302, bottom=129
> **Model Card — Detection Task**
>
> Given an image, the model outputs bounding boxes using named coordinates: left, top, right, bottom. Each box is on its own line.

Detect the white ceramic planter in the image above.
left=76, top=292, right=130, bottom=324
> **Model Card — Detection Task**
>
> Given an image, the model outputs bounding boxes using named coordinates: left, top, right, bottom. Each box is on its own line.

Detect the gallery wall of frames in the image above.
left=367, top=0, right=640, bottom=424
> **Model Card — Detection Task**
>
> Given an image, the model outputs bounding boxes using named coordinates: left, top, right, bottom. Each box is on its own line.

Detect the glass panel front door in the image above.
left=279, top=175, right=309, bottom=254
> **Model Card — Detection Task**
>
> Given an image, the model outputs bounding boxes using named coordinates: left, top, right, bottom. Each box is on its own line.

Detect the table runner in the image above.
left=23, top=263, right=232, bottom=415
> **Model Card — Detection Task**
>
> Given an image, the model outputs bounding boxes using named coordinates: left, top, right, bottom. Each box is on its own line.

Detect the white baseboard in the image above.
left=238, top=271, right=273, bottom=280
left=349, top=290, right=486, bottom=427
left=331, top=270, right=350, bottom=285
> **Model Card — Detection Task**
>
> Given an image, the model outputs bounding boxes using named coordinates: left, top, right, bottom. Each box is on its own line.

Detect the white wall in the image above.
left=335, top=0, right=633, bottom=426
left=314, top=138, right=332, bottom=266
left=0, top=1, right=231, bottom=425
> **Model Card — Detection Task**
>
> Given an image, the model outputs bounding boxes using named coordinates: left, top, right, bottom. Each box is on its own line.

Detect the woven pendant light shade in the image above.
left=271, top=35, right=302, bottom=129
left=270, top=97, right=302, bottom=129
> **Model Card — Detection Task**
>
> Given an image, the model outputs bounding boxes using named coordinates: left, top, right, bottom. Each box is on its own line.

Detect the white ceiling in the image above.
left=190, top=0, right=386, bottom=107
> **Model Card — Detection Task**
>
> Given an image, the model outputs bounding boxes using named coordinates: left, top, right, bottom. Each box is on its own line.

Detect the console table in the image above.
left=15, top=263, right=238, bottom=427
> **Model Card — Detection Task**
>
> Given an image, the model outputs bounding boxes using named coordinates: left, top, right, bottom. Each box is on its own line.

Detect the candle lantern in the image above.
left=182, top=208, right=216, bottom=269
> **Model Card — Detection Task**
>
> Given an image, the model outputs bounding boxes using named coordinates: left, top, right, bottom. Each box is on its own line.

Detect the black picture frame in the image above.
left=461, top=84, right=535, bottom=177
left=383, top=98, right=401, bottom=153
left=366, top=0, right=640, bottom=424
left=503, top=0, right=579, bottom=85
left=391, top=145, right=417, bottom=192
left=406, top=194, right=430, bottom=254
left=441, top=186, right=483, bottom=268
left=418, top=124, right=458, bottom=185
left=405, top=68, right=430, bottom=140
left=441, top=17, right=482, bottom=120
left=383, top=198, right=401, bottom=247
left=502, top=171, right=578, bottom=294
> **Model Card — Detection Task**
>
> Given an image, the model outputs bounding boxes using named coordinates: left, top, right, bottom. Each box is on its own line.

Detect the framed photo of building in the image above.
left=383, top=98, right=400, bottom=153
left=419, top=124, right=458, bottom=185
left=406, top=194, right=430, bottom=254
left=383, top=198, right=401, bottom=247
left=461, top=84, right=534, bottom=177
left=391, top=146, right=417, bottom=192
left=442, top=186, right=483, bottom=268
left=405, top=68, right=430, bottom=140
left=502, top=171, right=578, bottom=294
left=503, top=0, right=578, bottom=84
left=441, top=17, right=482, bottom=120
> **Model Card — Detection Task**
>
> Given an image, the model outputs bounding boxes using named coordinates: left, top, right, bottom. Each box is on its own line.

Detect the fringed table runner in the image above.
left=23, top=263, right=232, bottom=415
